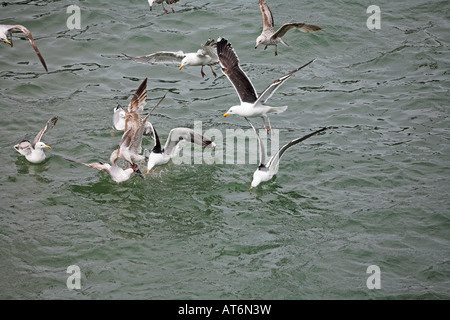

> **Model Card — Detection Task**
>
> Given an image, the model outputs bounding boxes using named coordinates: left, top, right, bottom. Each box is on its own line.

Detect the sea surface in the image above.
left=0, top=0, right=449, bottom=300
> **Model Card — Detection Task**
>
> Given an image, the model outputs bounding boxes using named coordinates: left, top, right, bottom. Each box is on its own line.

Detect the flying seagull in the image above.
left=216, top=37, right=315, bottom=134
left=122, top=39, right=219, bottom=78
left=146, top=123, right=216, bottom=173
left=246, top=118, right=326, bottom=189
left=0, top=24, right=48, bottom=71
left=148, top=0, right=180, bottom=14
left=255, top=0, right=322, bottom=56
left=14, top=116, right=57, bottom=164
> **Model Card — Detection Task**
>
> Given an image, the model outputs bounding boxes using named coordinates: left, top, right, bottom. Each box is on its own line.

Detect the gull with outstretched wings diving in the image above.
left=246, top=118, right=326, bottom=189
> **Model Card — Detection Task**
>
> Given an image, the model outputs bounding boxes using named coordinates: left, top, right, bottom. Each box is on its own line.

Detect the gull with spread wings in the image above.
left=255, top=0, right=322, bottom=56
left=217, top=37, right=315, bottom=134
left=14, top=116, right=58, bottom=164
left=0, top=24, right=48, bottom=71
left=246, top=118, right=326, bottom=189
left=123, top=39, right=218, bottom=78
left=146, top=123, right=216, bottom=173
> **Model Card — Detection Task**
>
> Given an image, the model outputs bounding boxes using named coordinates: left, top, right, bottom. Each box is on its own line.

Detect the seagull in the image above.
left=148, top=0, right=180, bottom=14
left=246, top=118, right=326, bottom=189
left=122, top=39, right=219, bottom=78
left=216, top=37, right=315, bottom=134
left=14, top=116, right=57, bottom=164
left=255, top=0, right=322, bottom=56
left=66, top=150, right=144, bottom=183
left=0, top=24, right=48, bottom=71
left=146, top=124, right=216, bottom=173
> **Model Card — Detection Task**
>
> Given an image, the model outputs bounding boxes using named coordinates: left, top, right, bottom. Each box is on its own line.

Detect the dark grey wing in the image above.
left=216, top=37, right=258, bottom=104
left=272, top=23, right=322, bottom=39
left=32, top=116, right=58, bottom=146
left=255, top=59, right=316, bottom=105
left=245, top=117, right=266, bottom=167
left=164, top=128, right=215, bottom=156
left=259, top=0, right=274, bottom=33
left=267, top=127, right=326, bottom=170
left=10, top=25, right=48, bottom=72
left=122, top=51, right=186, bottom=64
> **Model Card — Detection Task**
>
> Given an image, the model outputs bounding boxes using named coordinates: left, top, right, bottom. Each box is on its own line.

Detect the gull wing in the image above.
left=32, top=116, right=58, bottom=147
left=246, top=117, right=266, bottom=168
left=259, top=0, right=274, bottom=33
left=266, top=127, right=326, bottom=172
left=14, top=140, right=33, bottom=156
left=272, top=23, right=322, bottom=39
left=255, top=58, right=315, bottom=105
left=9, top=24, right=48, bottom=72
left=163, top=128, right=215, bottom=156
left=201, top=39, right=219, bottom=63
left=127, top=77, right=148, bottom=114
left=128, top=113, right=152, bottom=155
left=122, top=51, right=186, bottom=64
left=216, top=37, right=258, bottom=104
left=65, top=158, right=111, bottom=173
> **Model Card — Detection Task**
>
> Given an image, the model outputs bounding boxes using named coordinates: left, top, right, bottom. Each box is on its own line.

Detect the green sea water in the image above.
left=0, top=0, right=449, bottom=299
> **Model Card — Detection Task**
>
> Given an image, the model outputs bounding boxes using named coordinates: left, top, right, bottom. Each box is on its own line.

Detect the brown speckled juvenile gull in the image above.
left=255, top=0, right=322, bottom=56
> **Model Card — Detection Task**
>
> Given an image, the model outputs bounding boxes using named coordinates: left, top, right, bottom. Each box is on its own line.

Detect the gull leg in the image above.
left=162, top=4, right=169, bottom=13
left=261, top=116, right=269, bottom=134
left=171, top=5, right=175, bottom=13
left=264, top=45, right=268, bottom=50
left=200, top=66, right=206, bottom=78
left=267, top=116, right=274, bottom=135
left=274, top=45, right=278, bottom=56
left=210, top=65, right=217, bottom=77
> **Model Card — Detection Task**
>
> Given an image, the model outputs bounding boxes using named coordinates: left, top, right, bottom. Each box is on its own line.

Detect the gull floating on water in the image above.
left=14, top=116, right=57, bottom=163
left=216, top=37, right=315, bottom=134
left=246, top=118, right=326, bottom=189
left=146, top=124, right=216, bottom=173
left=123, top=39, right=219, bottom=78
left=0, top=24, right=48, bottom=71
left=148, top=0, right=180, bottom=13
left=255, top=0, right=322, bottom=56
left=66, top=150, right=144, bottom=183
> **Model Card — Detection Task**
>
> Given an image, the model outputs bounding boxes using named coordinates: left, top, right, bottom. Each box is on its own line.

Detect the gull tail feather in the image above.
left=270, top=106, right=288, bottom=114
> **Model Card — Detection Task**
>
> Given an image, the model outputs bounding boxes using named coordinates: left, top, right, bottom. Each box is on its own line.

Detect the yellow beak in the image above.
left=5, top=40, right=12, bottom=46
left=223, top=113, right=230, bottom=118
left=45, top=145, right=51, bottom=149
left=146, top=169, right=151, bottom=174
left=179, top=65, right=184, bottom=70
left=249, top=186, right=253, bottom=190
